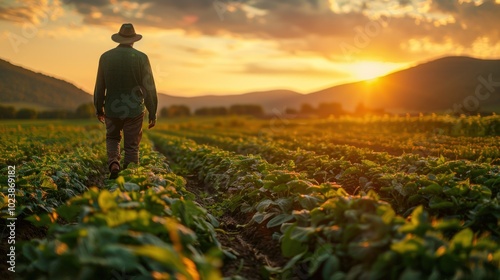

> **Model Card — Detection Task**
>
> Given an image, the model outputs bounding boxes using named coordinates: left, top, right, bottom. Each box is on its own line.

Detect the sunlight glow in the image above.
left=350, top=61, right=400, bottom=81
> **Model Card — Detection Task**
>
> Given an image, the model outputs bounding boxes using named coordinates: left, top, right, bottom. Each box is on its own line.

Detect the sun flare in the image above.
left=350, top=61, right=401, bottom=81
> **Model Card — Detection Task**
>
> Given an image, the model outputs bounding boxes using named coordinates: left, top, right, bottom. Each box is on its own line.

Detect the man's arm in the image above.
left=141, top=55, right=158, bottom=128
left=94, top=55, right=106, bottom=123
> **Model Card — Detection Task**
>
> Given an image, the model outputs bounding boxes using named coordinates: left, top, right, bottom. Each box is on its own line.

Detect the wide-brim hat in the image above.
left=111, top=23, right=142, bottom=44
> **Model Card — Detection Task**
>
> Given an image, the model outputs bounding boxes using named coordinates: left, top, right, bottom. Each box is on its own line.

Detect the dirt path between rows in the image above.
left=165, top=167, right=287, bottom=279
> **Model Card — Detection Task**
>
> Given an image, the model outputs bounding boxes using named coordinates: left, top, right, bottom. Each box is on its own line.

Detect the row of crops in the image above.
left=1, top=124, right=224, bottom=279
left=155, top=128, right=500, bottom=217
left=1, top=115, right=500, bottom=279
left=147, top=117, right=500, bottom=279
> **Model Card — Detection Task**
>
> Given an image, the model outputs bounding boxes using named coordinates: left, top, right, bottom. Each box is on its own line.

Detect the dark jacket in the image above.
left=94, top=44, right=158, bottom=120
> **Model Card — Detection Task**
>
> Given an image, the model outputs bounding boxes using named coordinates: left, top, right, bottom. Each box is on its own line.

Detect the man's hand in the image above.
left=148, top=119, right=156, bottom=129
left=97, top=115, right=105, bottom=124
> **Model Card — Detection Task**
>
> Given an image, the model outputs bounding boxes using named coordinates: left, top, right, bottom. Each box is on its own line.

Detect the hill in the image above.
left=303, top=56, right=500, bottom=113
left=157, top=90, right=302, bottom=113
left=159, top=56, right=500, bottom=114
left=0, top=59, right=92, bottom=110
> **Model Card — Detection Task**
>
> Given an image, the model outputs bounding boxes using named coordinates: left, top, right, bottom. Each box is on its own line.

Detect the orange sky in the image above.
left=1, top=0, right=499, bottom=96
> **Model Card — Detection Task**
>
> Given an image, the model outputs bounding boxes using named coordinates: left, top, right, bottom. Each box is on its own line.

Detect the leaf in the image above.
left=377, top=204, right=395, bottom=225
left=321, top=255, right=341, bottom=278
left=281, top=225, right=308, bottom=258
left=290, top=226, right=315, bottom=242
left=123, top=182, right=140, bottom=192
left=206, top=213, right=219, bottom=227
left=434, top=219, right=461, bottom=231
left=129, top=245, right=193, bottom=278
left=361, top=160, right=378, bottom=167
left=41, top=176, right=57, bottom=189
left=299, top=195, right=321, bottom=210
left=292, top=209, right=311, bottom=224
left=476, top=185, right=492, bottom=199
left=252, top=212, right=275, bottom=224
left=419, top=183, right=442, bottom=195
left=393, top=182, right=407, bottom=196
left=26, top=213, right=57, bottom=227
left=391, top=238, right=423, bottom=255
left=450, top=228, right=473, bottom=252
left=429, top=196, right=453, bottom=210
left=116, top=176, right=125, bottom=189
left=273, top=184, right=288, bottom=193
left=240, top=203, right=253, bottom=213
left=267, top=213, right=294, bottom=228
left=275, top=198, right=292, bottom=212
left=410, top=206, right=427, bottom=226
left=308, top=244, right=334, bottom=275
left=56, top=204, right=81, bottom=221
left=256, top=199, right=274, bottom=212
left=98, top=190, right=117, bottom=212
left=282, top=251, right=306, bottom=271
left=287, top=179, right=313, bottom=192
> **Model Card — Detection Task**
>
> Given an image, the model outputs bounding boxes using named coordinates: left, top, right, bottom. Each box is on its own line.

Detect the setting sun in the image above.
left=350, top=61, right=402, bottom=81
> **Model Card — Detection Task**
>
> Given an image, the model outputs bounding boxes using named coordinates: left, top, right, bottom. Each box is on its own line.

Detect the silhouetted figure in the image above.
left=94, top=23, right=158, bottom=179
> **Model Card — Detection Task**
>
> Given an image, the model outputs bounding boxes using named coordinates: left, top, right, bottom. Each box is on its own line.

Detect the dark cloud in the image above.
left=426, top=0, right=500, bottom=45
left=398, top=0, right=412, bottom=5
left=431, top=0, right=458, bottom=13
left=1, top=0, right=499, bottom=61
left=63, top=0, right=109, bottom=5
left=251, top=0, right=324, bottom=10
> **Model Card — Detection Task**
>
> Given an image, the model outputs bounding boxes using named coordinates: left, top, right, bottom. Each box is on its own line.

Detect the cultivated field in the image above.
left=1, top=115, right=500, bottom=279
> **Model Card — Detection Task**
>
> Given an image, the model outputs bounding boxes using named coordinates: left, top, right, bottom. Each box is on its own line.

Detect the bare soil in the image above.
left=181, top=173, right=287, bottom=280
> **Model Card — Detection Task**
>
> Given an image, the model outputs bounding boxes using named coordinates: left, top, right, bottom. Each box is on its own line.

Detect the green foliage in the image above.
left=75, top=102, right=95, bottom=119
left=160, top=104, right=191, bottom=118
left=147, top=115, right=500, bottom=279
left=16, top=108, right=38, bottom=119
left=229, top=104, right=264, bottom=116
left=0, top=128, right=105, bottom=217
left=3, top=115, right=500, bottom=280
left=5, top=124, right=223, bottom=279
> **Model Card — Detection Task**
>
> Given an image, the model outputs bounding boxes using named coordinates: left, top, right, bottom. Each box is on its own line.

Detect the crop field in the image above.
left=1, top=115, right=500, bottom=280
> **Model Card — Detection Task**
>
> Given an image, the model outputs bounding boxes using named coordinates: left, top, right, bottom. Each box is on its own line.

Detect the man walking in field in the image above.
left=94, top=23, right=158, bottom=179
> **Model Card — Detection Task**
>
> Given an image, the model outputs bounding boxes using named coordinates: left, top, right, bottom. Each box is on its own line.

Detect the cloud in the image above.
left=2, top=0, right=499, bottom=61
left=0, top=0, right=64, bottom=24
left=175, top=45, right=217, bottom=58
left=240, top=63, right=351, bottom=78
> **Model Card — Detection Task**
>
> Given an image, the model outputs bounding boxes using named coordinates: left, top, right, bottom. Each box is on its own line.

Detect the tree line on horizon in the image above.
left=0, top=102, right=386, bottom=120
left=0, top=103, right=268, bottom=120
left=0, top=103, right=96, bottom=120
left=160, top=104, right=265, bottom=118
left=160, top=102, right=385, bottom=118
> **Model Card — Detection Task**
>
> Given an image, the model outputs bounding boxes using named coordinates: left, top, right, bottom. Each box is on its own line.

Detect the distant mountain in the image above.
left=301, top=56, right=500, bottom=113
left=1, top=56, right=499, bottom=114
left=157, top=89, right=302, bottom=113
left=0, top=59, right=91, bottom=110
left=159, top=56, right=500, bottom=114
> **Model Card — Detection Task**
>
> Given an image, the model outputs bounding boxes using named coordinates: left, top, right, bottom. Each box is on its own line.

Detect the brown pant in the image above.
left=105, top=112, right=144, bottom=170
